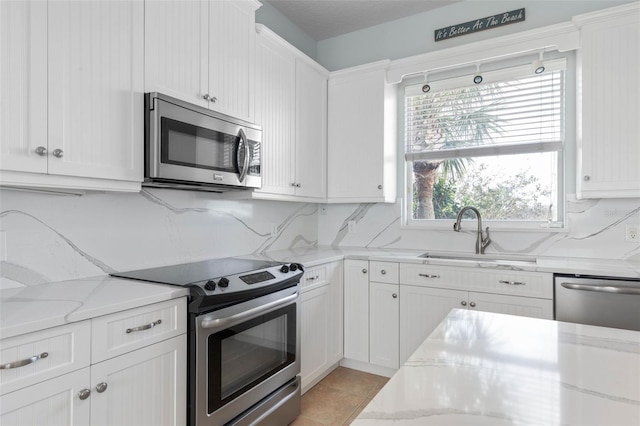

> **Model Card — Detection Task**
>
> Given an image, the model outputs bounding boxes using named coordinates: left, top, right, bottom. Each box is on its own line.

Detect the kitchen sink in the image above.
left=418, top=252, right=537, bottom=266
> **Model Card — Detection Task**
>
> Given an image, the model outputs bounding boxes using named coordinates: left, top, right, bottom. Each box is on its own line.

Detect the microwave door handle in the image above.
left=236, top=128, right=249, bottom=183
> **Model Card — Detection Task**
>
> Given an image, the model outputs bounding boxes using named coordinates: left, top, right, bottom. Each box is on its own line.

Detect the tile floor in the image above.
left=290, top=367, right=390, bottom=426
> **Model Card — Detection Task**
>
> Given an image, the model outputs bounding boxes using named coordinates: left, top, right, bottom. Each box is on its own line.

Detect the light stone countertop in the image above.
left=248, top=245, right=640, bottom=278
left=0, top=275, right=189, bottom=339
left=353, top=309, right=640, bottom=426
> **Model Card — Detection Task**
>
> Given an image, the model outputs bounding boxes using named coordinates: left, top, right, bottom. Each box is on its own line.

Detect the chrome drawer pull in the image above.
left=1, top=352, right=49, bottom=370
left=499, top=280, right=526, bottom=286
left=126, top=319, right=162, bottom=334
left=419, top=273, right=440, bottom=279
left=306, top=275, right=320, bottom=281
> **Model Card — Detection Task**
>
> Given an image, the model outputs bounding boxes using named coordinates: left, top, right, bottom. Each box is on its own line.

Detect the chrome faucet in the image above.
left=453, top=206, right=491, bottom=254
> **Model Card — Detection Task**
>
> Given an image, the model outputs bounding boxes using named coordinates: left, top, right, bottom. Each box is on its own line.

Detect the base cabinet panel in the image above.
left=90, top=335, right=187, bottom=426
left=369, top=282, right=399, bottom=369
left=343, top=260, right=370, bottom=363
left=300, top=285, right=330, bottom=391
left=0, top=368, right=91, bottom=426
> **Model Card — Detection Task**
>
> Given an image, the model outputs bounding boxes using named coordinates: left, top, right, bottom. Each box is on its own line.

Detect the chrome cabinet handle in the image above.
left=306, top=275, right=319, bottom=281
left=362, top=269, right=368, bottom=274
left=203, top=94, right=217, bottom=103
left=381, top=270, right=387, bottom=275
left=96, top=382, right=108, bottom=393
left=35, top=146, right=48, bottom=156
left=469, top=301, right=476, bottom=307
left=499, top=280, right=525, bottom=286
left=377, top=185, right=382, bottom=189
left=126, top=319, right=161, bottom=334
left=419, top=273, right=440, bottom=279
left=461, top=301, right=467, bottom=306
left=560, top=282, right=640, bottom=295
left=78, top=389, right=91, bottom=400
left=392, top=293, right=398, bottom=298
left=52, top=149, right=63, bottom=158
left=0, top=352, right=48, bottom=370
left=290, top=183, right=301, bottom=188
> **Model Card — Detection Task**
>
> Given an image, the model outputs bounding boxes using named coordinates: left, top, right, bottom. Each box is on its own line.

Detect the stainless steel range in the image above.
left=111, top=258, right=304, bottom=426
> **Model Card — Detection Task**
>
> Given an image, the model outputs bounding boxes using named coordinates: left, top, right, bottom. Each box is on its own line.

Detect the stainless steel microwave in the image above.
left=144, top=92, right=262, bottom=191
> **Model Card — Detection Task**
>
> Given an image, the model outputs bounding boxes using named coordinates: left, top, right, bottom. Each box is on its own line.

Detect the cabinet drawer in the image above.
left=91, top=298, right=187, bottom=363
left=400, top=263, right=552, bottom=299
left=0, top=321, right=91, bottom=396
left=301, top=264, right=329, bottom=292
left=369, top=261, right=399, bottom=284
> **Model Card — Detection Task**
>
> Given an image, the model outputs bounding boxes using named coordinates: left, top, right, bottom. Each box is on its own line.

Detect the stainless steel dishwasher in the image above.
left=555, top=274, right=640, bottom=331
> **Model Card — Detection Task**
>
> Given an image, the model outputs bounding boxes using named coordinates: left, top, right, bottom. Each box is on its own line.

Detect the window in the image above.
left=404, top=59, right=566, bottom=229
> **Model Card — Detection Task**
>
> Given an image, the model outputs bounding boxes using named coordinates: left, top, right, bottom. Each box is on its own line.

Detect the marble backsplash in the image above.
left=0, top=188, right=318, bottom=288
left=317, top=196, right=640, bottom=263
left=1, top=188, right=638, bottom=288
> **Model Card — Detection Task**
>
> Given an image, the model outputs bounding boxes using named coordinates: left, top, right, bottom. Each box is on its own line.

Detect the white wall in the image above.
left=0, top=189, right=318, bottom=288
left=317, top=0, right=634, bottom=70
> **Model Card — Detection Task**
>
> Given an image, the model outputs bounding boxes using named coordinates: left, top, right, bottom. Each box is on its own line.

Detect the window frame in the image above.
left=401, top=58, right=568, bottom=232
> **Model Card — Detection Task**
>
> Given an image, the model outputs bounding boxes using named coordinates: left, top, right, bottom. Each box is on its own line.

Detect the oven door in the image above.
left=146, top=94, right=261, bottom=188
left=194, top=287, right=300, bottom=426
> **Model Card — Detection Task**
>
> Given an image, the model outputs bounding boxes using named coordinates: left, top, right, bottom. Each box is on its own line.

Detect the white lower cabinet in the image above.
left=343, top=260, right=370, bottom=363
left=369, top=282, right=399, bottom=369
left=300, top=262, right=343, bottom=393
left=0, top=298, right=187, bottom=426
left=1, top=368, right=91, bottom=426
left=90, top=335, right=186, bottom=426
left=399, top=286, right=553, bottom=363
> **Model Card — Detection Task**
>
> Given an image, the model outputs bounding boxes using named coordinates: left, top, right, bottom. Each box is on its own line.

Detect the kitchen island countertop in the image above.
left=353, top=309, right=640, bottom=425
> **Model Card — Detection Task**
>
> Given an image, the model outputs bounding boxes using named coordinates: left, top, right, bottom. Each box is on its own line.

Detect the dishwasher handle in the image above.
left=560, top=282, right=640, bottom=295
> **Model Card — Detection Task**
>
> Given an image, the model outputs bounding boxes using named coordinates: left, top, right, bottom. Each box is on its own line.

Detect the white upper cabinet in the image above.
left=0, top=1, right=47, bottom=175
left=574, top=3, right=640, bottom=198
left=145, top=0, right=259, bottom=122
left=327, top=61, right=397, bottom=203
left=252, top=25, right=328, bottom=201
left=0, top=0, right=144, bottom=192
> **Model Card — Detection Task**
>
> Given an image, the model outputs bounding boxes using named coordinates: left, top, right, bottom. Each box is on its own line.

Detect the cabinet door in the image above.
left=469, top=292, right=553, bottom=320
left=90, top=335, right=187, bottom=426
left=295, top=58, right=327, bottom=198
left=0, top=0, right=47, bottom=174
left=0, top=368, right=91, bottom=426
left=399, top=285, right=466, bottom=364
left=144, top=0, right=209, bottom=108
left=577, top=7, right=640, bottom=198
left=369, top=282, right=399, bottom=369
left=208, top=0, right=256, bottom=121
left=300, top=285, right=330, bottom=392
left=327, top=64, right=396, bottom=202
left=47, top=0, right=143, bottom=182
left=343, top=260, right=370, bottom=362
left=254, top=30, right=296, bottom=195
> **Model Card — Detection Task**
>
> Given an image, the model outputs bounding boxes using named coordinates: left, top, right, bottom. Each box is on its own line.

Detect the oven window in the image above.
left=161, top=117, right=238, bottom=172
left=207, top=304, right=296, bottom=413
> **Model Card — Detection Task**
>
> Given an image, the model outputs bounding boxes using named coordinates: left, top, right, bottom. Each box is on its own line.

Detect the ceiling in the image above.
left=264, top=0, right=462, bottom=41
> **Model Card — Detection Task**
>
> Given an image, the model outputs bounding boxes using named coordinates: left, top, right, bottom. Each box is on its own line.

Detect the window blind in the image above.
left=405, top=59, right=566, bottom=162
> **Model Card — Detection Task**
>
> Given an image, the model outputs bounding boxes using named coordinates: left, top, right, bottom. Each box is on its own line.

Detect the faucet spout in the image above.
left=453, top=206, right=491, bottom=254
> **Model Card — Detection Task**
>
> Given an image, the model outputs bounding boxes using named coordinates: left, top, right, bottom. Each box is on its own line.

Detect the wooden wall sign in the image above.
left=435, top=8, right=525, bottom=42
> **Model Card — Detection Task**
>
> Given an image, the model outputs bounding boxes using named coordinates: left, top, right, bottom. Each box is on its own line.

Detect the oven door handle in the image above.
left=560, top=282, right=640, bottom=295
left=200, top=293, right=297, bottom=330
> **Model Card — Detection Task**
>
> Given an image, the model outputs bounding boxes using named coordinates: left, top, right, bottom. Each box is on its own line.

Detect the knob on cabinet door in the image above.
left=362, top=269, right=368, bottom=274
left=392, top=293, right=398, bottom=298
left=35, top=146, right=47, bottom=156
left=78, top=389, right=91, bottom=400
left=96, top=382, right=108, bottom=393
left=469, top=302, right=476, bottom=308
left=460, top=301, right=467, bottom=306
left=52, top=149, right=63, bottom=158
left=381, top=270, right=387, bottom=275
